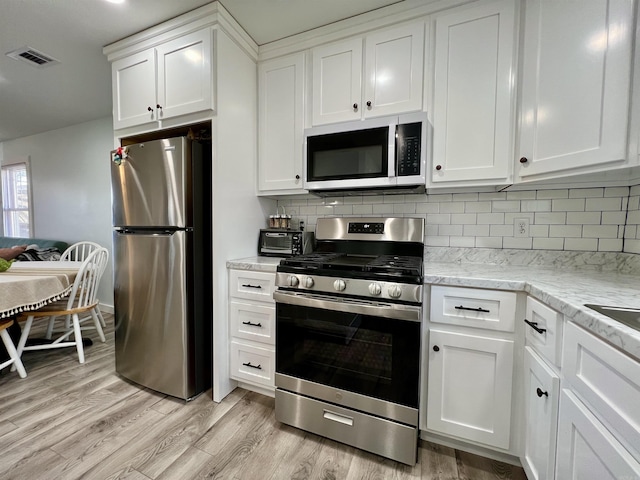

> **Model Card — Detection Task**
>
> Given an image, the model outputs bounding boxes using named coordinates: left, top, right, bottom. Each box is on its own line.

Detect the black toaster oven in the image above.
left=258, top=229, right=314, bottom=257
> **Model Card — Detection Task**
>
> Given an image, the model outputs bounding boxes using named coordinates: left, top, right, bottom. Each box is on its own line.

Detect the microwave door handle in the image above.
left=388, top=122, right=397, bottom=178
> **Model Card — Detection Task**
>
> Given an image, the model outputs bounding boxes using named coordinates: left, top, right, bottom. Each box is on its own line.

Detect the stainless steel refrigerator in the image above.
left=110, top=135, right=211, bottom=400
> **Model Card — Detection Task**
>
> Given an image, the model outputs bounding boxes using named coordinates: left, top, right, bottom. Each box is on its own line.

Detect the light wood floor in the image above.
left=0, top=315, right=527, bottom=480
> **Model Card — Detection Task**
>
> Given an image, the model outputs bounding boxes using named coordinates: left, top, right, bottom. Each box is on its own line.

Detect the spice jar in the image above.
left=268, top=215, right=277, bottom=228
left=281, top=215, right=291, bottom=229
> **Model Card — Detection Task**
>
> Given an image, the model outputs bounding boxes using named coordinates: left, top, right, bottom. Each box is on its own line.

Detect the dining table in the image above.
left=0, top=261, right=82, bottom=319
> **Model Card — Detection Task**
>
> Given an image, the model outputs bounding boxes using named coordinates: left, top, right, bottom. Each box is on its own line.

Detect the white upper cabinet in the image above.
left=430, top=0, right=517, bottom=186
left=516, top=0, right=634, bottom=181
left=155, top=30, right=213, bottom=122
left=111, top=29, right=214, bottom=131
left=311, top=21, right=425, bottom=125
left=258, top=52, right=306, bottom=193
left=312, top=38, right=363, bottom=125
left=112, top=50, right=157, bottom=129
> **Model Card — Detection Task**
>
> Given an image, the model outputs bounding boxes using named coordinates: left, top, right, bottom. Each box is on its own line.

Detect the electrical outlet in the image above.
left=514, top=218, right=530, bottom=238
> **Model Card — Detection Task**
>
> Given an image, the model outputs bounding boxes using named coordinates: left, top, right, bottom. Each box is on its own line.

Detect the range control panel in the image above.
left=348, top=222, right=385, bottom=234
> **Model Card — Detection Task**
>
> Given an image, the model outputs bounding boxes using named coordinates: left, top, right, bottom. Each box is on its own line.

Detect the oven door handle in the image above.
left=273, top=290, right=421, bottom=322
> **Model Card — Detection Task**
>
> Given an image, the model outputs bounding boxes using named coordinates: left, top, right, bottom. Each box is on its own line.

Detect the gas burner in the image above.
left=365, top=255, right=423, bottom=276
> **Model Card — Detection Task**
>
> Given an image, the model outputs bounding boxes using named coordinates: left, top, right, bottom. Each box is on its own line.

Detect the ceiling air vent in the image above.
left=6, top=46, right=59, bottom=67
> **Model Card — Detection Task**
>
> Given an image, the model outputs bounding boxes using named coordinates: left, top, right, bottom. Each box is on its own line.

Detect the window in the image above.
left=2, top=161, right=32, bottom=237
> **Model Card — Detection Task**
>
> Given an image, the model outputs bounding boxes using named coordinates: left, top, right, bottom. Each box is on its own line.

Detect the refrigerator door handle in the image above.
left=117, top=228, right=192, bottom=236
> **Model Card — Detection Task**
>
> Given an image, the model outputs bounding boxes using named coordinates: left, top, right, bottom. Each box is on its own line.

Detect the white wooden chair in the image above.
left=46, top=241, right=107, bottom=339
left=0, top=319, right=27, bottom=378
left=15, top=248, right=109, bottom=364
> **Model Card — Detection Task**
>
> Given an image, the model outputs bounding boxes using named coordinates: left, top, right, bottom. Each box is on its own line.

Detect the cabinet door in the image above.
left=111, top=49, right=157, bottom=130
left=363, top=22, right=424, bottom=118
left=431, top=0, right=516, bottom=185
left=556, top=389, right=640, bottom=479
left=312, top=38, right=363, bottom=125
left=517, top=0, right=633, bottom=180
left=258, top=53, right=305, bottom=193
left=426, top=328, right=514, bottom=449
left=522, top=347, right=560, bottom=480
left=156, top=29, right=213, bottom=120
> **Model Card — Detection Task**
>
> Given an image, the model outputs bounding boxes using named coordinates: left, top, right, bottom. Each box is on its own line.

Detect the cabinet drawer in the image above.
left=563, top=322, right=640, bottom=462
left=230, top=340, right=275, bottom=388
left=525, top=296, right=563, bottom=367
left=230, top=301, right=275, bottom=345
left=229, top=269, right=275, bottom=303
left=429, top=285, right=517, bottom=332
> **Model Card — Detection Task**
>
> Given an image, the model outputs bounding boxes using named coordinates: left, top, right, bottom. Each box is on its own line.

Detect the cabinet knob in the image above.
left=366, top=101, right=372, bottom=108
left=295, top=174, right=300, bottom=180
left=435, top=165, right=442, bottom=171
left=519, top=157, right=528, bottom=164
left=353, top=103, right=358, bottom=110
left=147, top=106, right=153, bottom=112
left=433, top=345, right=440, bottom=352
left=536, top=387, right=548, bottom=398
left=156, top=104, right=163, bottom=110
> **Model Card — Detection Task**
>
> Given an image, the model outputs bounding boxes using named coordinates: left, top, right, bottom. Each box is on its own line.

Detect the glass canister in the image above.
left=269, top=215, right=277, bottom=228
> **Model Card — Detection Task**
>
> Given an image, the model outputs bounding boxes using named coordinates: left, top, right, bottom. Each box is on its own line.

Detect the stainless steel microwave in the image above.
left=303, top=112, right=428, bottom=194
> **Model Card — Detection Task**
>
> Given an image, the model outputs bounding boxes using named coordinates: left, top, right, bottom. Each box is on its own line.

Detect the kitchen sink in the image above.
left=585, top=304, right=640, bottom=332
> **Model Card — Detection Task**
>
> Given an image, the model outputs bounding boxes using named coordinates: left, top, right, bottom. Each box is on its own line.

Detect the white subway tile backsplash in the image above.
left=465, top=201, right=492, bottom=213
left=463, top=224, right=490, bottom=237
left=477, top=213, right=505, bottom=224
left=549, top=225, right=582, bottom=238
left=372, top=203, right=394, bottom=214
left=507, top=191, right=536, bottom=200
left=439, top=202, right=465, bottom=213
left=450, top=213, right=477, bottom=225
left=490, top=224, right=513, bottom=237
left=552, top=198, right=585, bottom=211
left=536, top=189, right=569, bottom=199
left=564, top=238, right=598, bottom=251
left=416, top=203, right=440, bottom=214
left=521, top=200, right=552, bottom=212
left=450, top=236, right=476, bottom=247
left=569, top=187, right=604, bottom=198
left=604, top=187, right=629, bottom=197
left=586, top=197, right=622, bottom=211
left=533, top=238, right=564, bottom=250
left=599, top=239, right=623, bottom=252
left=452, top=193, right=480, bottom=202
left=491, top=200, right=520, bottom=212
left=426, top=213, right=451, bottom=225
left=503, top=237, right=533, bottom=249
left=530, top=225, right=550, bottom=237
left=566, top=212, right=601, bottom=225
left=582, top=225, right=618, bottom=239
left=476, top=237, right=503, bottom=248
left=535, top=212, right=567, bottom=224
left=439, top=224, right=464, bottom=236
left=281, top=184, right=640, bottom=255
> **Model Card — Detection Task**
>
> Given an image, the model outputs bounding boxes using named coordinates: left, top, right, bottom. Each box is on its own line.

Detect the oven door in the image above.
left=274, top=290, right=421, bottom=425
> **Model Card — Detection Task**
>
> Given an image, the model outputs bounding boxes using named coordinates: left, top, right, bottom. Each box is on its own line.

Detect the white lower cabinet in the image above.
left=228, top=268, right=276, bottom=392
left=522, top=346, right=560, bottom=480
left=555, top=389, right=640, bottom=479
left=426, top=328, right=514, bottom=449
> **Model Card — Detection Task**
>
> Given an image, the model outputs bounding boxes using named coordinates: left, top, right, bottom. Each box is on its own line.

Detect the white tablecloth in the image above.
left=0, top=261, right=81, bottom=318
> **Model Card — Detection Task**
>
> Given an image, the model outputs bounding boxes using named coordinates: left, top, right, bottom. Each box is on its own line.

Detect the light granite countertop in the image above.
left=227, top=255, right=640, bottom=361
left=226, top=256, right=282, bottom=273
left=424, top=262, right=640, bottom=361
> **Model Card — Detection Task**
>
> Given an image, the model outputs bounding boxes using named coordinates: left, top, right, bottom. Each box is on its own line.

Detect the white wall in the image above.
left=0, top=117, right=115, bottom=307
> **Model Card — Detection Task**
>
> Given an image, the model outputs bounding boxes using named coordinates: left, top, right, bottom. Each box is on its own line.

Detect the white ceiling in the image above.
left=0, top=0, right=403, bottom=143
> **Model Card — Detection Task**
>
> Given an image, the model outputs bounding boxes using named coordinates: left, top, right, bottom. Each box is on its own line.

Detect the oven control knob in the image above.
left=287, top=275, right=299, bottom=287
left=333, top=279, right=346, bottom=291
left=387, top=284, right=402, bottom=298
left=368, top=283, right=382, bottom=296
left=302, top=276, right=314, bottom=288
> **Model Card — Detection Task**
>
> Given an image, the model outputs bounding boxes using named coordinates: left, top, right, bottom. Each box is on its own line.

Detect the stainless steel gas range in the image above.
left=274, top=217, right=425, bottom=466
